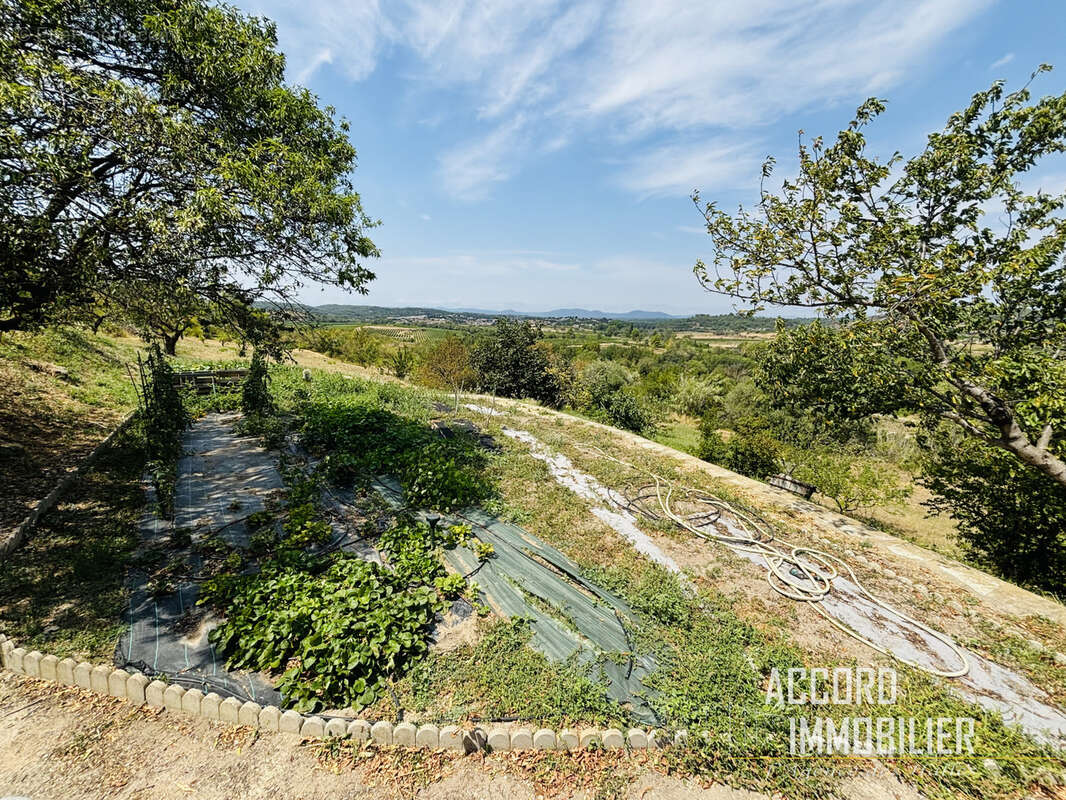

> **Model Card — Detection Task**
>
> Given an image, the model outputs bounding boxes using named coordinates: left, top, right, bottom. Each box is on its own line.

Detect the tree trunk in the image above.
left=998, top=422, right=1066, bottom=489
left=163, top=332, right=180, bottom=356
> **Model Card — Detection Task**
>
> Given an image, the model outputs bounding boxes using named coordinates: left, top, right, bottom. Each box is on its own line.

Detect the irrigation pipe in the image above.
left=583, top=445, right=970, bottom=680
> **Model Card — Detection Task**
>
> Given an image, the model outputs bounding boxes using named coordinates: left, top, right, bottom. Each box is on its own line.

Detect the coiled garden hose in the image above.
left=584, top=446, right=970, bottom=680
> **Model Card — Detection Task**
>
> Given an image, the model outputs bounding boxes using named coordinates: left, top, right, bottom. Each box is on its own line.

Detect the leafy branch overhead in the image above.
left=695, top=68, right=1066, bottom=488
left=1, top=0, right=379, bottom=340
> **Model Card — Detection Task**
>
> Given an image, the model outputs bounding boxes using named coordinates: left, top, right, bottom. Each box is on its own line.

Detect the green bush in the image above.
left=792, top=449, right=910, bottom=514
left=140, top=345, right=189, bottom=515
left=674, top=374, right=724, bottom=417
left=920, top=429, right=1066, bottom=593
left=726, top=432, right=781, bottom=480
left=241, top=350, right=274, bottom=417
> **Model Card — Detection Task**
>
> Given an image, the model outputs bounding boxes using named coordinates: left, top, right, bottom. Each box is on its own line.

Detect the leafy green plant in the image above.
left=389, top=346, right=416, bottom=379
left=473, top=541, right=495, bottom=561
left=140, top=345, right=189, bottom=516
left=699, top=427, right=781, bottom=481
left=302, top=399, right=493, bottom=512
left=434, top=573, right=467, bottom=599
left=204, top=555, right=443, bottom=711
left=792, top=449, right=911, bottom=514
left=920, top=427, right=1066, bottom=592
left=283, top=502, right=332, bottom=548
left=379, top=520, right=446, bottom=584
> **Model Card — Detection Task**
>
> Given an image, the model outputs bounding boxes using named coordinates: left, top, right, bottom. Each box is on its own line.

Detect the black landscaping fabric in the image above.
left=118, top=412, right=658, bottom=723
left=118, top=413, right=284, bottom=704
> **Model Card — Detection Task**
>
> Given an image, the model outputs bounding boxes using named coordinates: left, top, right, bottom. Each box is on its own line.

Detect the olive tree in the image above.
left=695, top=69, right=1066, bottom=488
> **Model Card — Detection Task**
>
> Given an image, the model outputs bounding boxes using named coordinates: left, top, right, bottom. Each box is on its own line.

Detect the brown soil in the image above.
left=0, top=674, right=935, bottom=800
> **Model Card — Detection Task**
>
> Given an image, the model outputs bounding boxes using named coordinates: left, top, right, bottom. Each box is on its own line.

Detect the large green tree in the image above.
left=470, top=319, right=565, bottom=406
left=695, top=70, right=1066, bottom=489
left=0, top=0, right=378, bottom=333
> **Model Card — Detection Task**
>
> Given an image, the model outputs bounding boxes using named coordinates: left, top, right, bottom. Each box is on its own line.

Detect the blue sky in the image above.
left=238, top=0, right=1066, bottom=315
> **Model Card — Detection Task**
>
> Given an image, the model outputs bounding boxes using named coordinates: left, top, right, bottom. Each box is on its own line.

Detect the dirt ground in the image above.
left=0, top=674, right=934, bottom=800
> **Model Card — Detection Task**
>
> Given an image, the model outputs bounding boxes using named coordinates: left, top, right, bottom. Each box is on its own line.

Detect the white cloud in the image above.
left=617, top=138, right=765, bottom=198
left=576, top=0, right=991, bottom=133
left=990, top=52, right=1015, bottom=70
left=437, top=115, right=529, bottom=200
left=293, top=47, right=333, bottom=86
left=246, top=0, right=392, bottom=82
left=244, top=0, right=994, bottom=199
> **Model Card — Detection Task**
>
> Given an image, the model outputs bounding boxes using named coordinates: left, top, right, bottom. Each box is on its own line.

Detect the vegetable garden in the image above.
left=87, top=361, right=1066, bottom=797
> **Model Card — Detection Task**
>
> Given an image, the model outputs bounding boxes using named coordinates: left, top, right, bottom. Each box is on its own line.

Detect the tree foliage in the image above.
left=696, top=70, right=1066, bottom=488
left=416, top=335, right=474, bottom=412
left=470, top=319, right=564, bottom=406
left=792, top=451, right=910, bottom=515
left=920, top=427, right=1066, bottom=593
left=1, top=0, right=378, bottom=335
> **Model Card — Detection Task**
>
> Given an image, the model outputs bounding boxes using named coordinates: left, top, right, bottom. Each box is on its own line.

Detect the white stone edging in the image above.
left=0, top=633, right=687, bottom=752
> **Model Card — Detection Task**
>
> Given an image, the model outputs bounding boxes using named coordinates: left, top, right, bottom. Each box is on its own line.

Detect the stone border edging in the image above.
left=0, top=410, right=138, bottom=560
left=0, top=634, right=683, bottom=753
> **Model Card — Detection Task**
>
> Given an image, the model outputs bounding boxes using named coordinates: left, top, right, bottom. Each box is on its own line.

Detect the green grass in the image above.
left=650, top=414, right=701, bottom=455
left=387, top=618, right=626, bottom=727
left=0, top=326, right=140, bottom=413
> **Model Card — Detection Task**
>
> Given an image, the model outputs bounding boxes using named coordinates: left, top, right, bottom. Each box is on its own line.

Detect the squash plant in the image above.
left=205, top=554, right=442, bottom=711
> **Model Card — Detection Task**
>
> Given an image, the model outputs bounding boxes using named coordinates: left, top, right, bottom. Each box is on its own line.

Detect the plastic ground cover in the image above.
left=117, top=413, right=284, bottom=705
left=373, top=476, right=659, bottom=725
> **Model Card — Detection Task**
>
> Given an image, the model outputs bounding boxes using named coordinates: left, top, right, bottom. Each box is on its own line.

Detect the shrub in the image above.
left=241, top=350, right=274, bottom=417
left=792, top=450, right=910, bottom=514
left=920, top=429, right=1066, bottom=593
left=390, top=346, right=416, bottom=379
left=674, top=374, right=724, bottom=417
left=724, top=432, right=781, bottom=480
left=697, top=420, right=781, bottom=481
left=576, top=360, right=634, bottom=407
left=601, top=389, right=656, bottom=434
left=140, top=345, right=188, bottom=515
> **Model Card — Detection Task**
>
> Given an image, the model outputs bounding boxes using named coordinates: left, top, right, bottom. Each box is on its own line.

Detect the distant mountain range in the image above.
left=443, top=307, right=680, bottom=320
left=287, top=303, right=813, bottom=332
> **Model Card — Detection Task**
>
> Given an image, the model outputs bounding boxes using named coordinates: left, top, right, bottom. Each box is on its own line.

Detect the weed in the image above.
left=393, top=618, right=625, bottom=727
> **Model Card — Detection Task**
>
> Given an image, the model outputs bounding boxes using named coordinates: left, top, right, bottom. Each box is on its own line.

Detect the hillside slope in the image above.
left=0, top=328, right=140, bottom=534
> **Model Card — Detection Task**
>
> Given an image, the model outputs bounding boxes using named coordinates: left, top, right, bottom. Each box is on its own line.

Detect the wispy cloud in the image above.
left=617, top=138, right=765, bottom=198
left=989, top=52, right=1015, bottom=70
left=293, top=47, right=333, bottom=86
left=437, top=115, right=529, bottom=201
left=247, top=0, right=993, bottom=199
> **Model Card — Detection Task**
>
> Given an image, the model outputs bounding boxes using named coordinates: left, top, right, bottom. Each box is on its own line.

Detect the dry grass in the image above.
left=0, top=328, right=139, bottom=533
